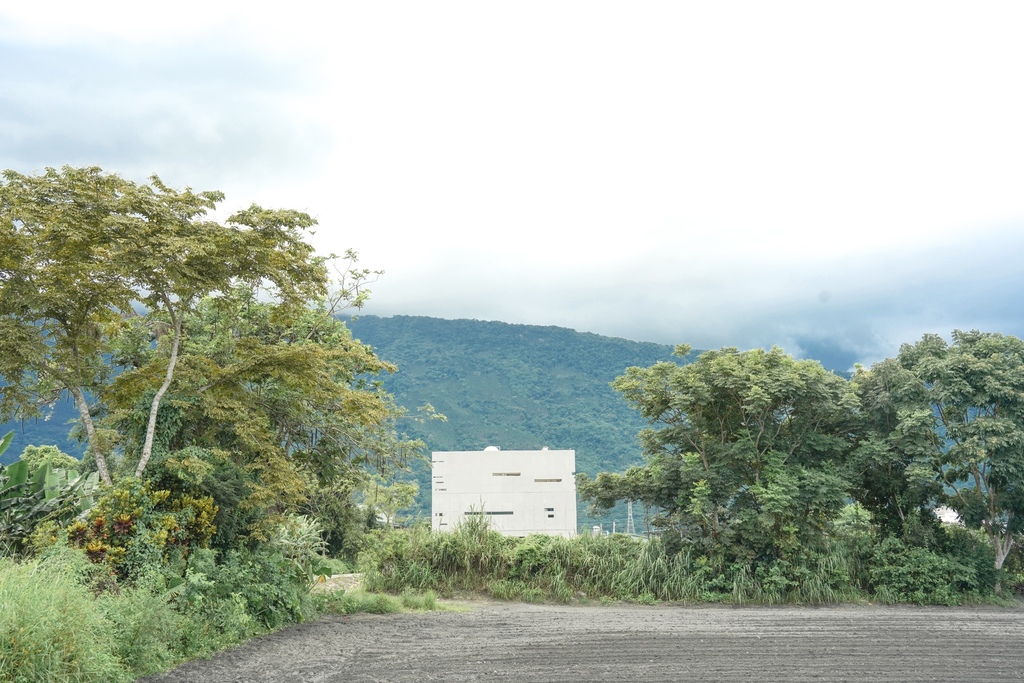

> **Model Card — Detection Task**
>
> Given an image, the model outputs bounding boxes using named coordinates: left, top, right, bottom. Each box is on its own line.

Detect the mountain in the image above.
left=0, top=401, right=84, bottom=466
left=2, top=315, right=687, bottom=528
left=344, top=315, right=687, bottom=526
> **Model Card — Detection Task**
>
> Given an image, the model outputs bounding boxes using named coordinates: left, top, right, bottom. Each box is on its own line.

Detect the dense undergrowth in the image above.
left=360, top=514, right=1015, bottom=607
left=0, top=545, right=440, bottom=683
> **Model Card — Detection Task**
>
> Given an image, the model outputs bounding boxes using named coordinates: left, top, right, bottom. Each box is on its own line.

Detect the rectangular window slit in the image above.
left=534, top=478, right=562, bottom=482
left=492, top=472, right=521, bottom=477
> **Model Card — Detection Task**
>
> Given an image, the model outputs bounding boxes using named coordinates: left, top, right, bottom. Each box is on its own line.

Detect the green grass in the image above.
left=320, top=588, right=447, bottom=615
left=358, top=521, right=906, bottom=606
left=0, top=555, right=128, bottom=683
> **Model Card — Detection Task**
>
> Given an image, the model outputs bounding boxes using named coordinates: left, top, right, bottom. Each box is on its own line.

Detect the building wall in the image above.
left=431, top=449, right=577, bottom=537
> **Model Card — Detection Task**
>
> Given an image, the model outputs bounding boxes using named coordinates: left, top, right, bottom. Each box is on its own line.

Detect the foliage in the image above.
left=142, top=446, right=258, bottom=551
left=0, top=553, right=127, bottom=683
left=0, top=166, right=330, bottom=483
left=868, top=536, right=981, bottom=605
left=0, top=459, right=99, bottom=555
left=303, top=476, right=378, bottom=558
left=66, top=478, right=216, bottom=581
left=874, top=331, right=1024, bottom=572
left=849, top=359, right=945, bottom=536
left=0, top=543, right=335, bottom=682
left=580, top=345, right=859, bottom=567
left=97, top=572, right=189, bottom=678
left=17, top=444, right=81, bottom=476
left=179, top=546, right=320, bottom=631
left=321, top=590, right=403, bottom=615
left=105, top=292, right=419, bottom=542
left=365, top=476, right=419, bottom=527
left=266, top=513, right=331, bottom=590
left=359, top=519, right=875, bottom=605
left=0, top=165, right=430, bottom=681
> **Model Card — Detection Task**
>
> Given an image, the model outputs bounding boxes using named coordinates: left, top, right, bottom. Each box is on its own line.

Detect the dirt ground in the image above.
left=140, top=600, right=1024, bottom=683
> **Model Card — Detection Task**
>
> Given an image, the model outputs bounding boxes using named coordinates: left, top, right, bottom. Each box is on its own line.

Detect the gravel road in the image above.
left=139, top=600, right=1024, bottom=682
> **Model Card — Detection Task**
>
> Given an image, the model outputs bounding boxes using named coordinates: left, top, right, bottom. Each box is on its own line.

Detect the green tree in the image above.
left=106, top=289, right=421, bottom=540
left=0, top=166, right=329, bottom=484
left=366, top=477, right=419, bottom=527
left=848, top=358, right=944, bottom=538
left=17, top=445, right=80, bottom=477
left=891, top=331, right=1024, bottom=573
left=580, top=345, right=858, bottom=565
left=0, top=167, right=140, bottom=484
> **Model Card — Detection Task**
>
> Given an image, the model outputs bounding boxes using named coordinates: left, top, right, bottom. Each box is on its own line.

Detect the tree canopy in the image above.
left=0, top=166, right=416, bottom=547
left=0, top=166, right=328, bottom=484
left=886, top=331, right=1024, bottom=569
left=581, top=345, right=859, bottom=564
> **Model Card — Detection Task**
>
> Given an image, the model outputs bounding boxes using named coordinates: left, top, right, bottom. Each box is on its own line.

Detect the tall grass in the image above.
left=359, top=518, right=874, bottom=605
left=0, top=556, right=128, bottom=683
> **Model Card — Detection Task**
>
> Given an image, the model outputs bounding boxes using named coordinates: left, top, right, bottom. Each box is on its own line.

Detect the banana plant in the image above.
left=0, top=453, right=99, bottom=554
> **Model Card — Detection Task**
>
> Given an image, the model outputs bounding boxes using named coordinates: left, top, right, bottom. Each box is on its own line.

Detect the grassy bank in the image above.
left=0, top=549, right=442, bottom=683
left=359, top=516, right=1012, bottom=606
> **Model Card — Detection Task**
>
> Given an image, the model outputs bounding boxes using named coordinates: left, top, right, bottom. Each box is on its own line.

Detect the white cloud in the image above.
left=4, top=2, right=1024, bottom=367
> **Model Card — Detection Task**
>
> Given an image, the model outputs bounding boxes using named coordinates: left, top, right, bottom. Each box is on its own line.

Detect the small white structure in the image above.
left=431, top=448, right=577, bottom=537
left=934, top=506, right=963, bottom=526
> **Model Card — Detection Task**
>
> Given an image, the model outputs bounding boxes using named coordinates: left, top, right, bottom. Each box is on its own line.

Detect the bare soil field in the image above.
left=140, top=600, right=1024, bottom=682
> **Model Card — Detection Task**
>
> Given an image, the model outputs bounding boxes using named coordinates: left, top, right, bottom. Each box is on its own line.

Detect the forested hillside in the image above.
left=344, top=315, right=686, bottom=523
left=3, top=315, right=685, bottom=525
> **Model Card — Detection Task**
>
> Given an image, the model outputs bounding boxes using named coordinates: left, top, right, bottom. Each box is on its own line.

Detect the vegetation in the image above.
left=362, top=336, right=1024, bottom=606
left=2, top=164, right=1023, bottom=679
left=361, top=504, right=1001, bottom=607
left=0, top=166, right=426, bottom=680
left=344, top=314, right=682, bottom=525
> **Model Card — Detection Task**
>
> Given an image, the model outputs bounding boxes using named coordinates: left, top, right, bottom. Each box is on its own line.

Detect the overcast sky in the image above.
left=3, top=2, right=1023, bottom=371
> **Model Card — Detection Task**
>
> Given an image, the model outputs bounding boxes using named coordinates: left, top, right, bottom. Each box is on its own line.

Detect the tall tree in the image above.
left=893, top=331, right=1024, bottom=572
left=0, top=166, right=329, bottom=484
left=0, top=167, right=139, bottom=484
left=115, top=188, right=328, bottom=477
left=580, top=345, right=858, bottom=563
left=848, top=358, right=944, bottom=537
left=105, top=290, right=421, bottom=538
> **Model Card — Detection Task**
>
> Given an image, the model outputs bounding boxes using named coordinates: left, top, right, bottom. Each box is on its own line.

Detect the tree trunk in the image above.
left=991, top=528, right=1014, bottom=593
left=69, top=385, right=112, bottom=486
left=136, top=312, right=182, bottom=478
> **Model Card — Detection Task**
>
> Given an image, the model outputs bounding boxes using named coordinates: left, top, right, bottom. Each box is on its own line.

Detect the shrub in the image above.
left=322, top=590, right=404, bottom=615
left=869, top=537, right=979, bottom=604
left=98, top=573, right=188, bottom=678
left=68, top=477, right=218, bottom=583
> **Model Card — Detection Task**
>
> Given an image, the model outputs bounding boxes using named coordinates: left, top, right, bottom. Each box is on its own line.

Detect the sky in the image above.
left=3, top=2, right=1024, bottom=371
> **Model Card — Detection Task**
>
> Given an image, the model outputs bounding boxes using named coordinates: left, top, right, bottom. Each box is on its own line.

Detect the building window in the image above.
left=492, top=472, right=521, bottom=477
left=544, top=508, right=554, bottom=512
left=465, top=511, right=514, bottom=516
left=534, top=478, right=562, bottom=482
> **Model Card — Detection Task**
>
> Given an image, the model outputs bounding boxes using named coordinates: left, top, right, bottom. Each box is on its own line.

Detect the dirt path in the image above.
left=140, top=601, right=1024, bottom=682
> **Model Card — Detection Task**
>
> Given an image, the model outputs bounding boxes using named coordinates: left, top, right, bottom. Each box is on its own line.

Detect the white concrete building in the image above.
left=431, top=448, right=577, bottom=537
